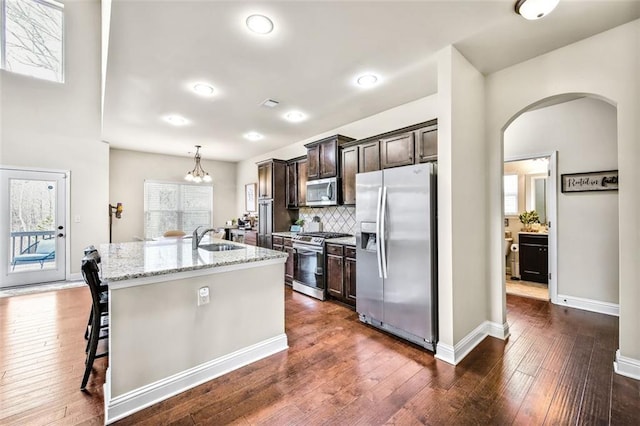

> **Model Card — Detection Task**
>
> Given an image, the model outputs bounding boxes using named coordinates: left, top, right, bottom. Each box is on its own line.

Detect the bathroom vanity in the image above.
left=518, top=232, right=549, bottom=283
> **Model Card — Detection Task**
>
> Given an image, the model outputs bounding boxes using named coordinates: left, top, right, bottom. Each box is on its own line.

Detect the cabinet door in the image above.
left=341, top=146, right=358, bottom=205
left=520, top=242, right=548, bottom=283
left=284, top=246, right=294, bottom=283
left=380, top=132, right=415, bottom=169
left=258, top=201, right=273, bottom=249
left=319, top=139, right=338, bottom=178
left=345, top=257, right=357, bottom=304
left=326, top=254, right=343, bottom=298
left=359, top=141, right=380, bottom=173
left=415, top=127, right=437, bottom=163
left=307, top=145, right=320, bottom=179
left=297, top=159, right=308, bottom=206
left=258, top=163, right=272, bottom=199
left=286, top=162, right=298, bottom=208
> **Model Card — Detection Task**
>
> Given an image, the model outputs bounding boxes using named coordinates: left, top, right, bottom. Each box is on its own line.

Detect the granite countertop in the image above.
left=100, top=238, right=287, bottom=282
left=272, top=231, right=299, bottom=238
left=326, top=236, right=356, bottom=246
left=518, top=231, right=549, bottom=235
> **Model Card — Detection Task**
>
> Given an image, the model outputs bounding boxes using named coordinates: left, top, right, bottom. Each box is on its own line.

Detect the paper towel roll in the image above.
left=510, top=243, right=519, bottom=252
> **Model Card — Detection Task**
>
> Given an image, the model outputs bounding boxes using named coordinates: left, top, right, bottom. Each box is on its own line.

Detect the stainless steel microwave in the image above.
left=306, top=177, right=339, bottom=206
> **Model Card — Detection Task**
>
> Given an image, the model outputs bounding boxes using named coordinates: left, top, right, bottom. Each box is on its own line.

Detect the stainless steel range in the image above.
left=292, top=231, right=351, bottom=300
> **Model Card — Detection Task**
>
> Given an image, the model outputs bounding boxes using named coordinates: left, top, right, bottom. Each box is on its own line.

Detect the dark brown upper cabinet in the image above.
left=380, top=132, right=415, bottom=169
left=415, top=124, right=438, bottom=163
left=359, top=140, right=381, bottom=173
left=286, top=156, right=308, bottom=208
left=257, top=161, right=273, bottom=199
left=305, top=135, right=355, bottom=180
left=341, top=146, right=358, bottom=205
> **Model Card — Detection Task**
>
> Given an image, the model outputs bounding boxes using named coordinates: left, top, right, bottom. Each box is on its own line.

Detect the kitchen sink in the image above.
left=198, top=243, right=244, bottom=252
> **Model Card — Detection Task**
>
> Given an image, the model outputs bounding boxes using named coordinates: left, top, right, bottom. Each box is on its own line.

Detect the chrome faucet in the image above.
left=192, top=226, right=216, bottom=250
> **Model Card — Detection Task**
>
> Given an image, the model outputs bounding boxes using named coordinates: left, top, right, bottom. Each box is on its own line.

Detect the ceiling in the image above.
left=102, top=1, right=640, bottom=162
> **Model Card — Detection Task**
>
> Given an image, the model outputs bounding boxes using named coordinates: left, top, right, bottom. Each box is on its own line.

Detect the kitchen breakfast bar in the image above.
left=99, top=238, right=288, bottom=424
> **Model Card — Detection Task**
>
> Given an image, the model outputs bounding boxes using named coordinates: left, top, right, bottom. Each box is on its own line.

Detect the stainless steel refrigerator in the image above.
left=356, top=162, right=437, bottom=351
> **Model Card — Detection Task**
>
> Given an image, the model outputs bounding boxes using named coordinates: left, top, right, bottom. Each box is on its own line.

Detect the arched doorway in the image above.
left=500, top=94, right=619, bottom=315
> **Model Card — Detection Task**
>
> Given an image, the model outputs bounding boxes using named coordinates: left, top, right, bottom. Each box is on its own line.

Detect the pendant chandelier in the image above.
left=184, top=145, right=212, bottom=183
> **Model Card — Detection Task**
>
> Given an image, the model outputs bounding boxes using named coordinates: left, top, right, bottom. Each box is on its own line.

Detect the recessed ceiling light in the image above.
left=284, top=111, right=306, bottom=123
left=192, top=83, right=215, bottom=97
left=244, top=131, right=264, bottom=141
left=164, top=115, right=188, bottom=126
left=515, top=0, right=559, bottom=20
left=356, top=73, right=380, bottom=88
left=246, top=14, right=274, bottom=34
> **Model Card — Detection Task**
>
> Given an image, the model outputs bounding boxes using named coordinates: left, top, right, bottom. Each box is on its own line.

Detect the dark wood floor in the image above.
left=1, top=286, right=638, bottom=425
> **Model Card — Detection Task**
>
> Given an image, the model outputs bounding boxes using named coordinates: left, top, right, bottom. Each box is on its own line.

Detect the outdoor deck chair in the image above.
left=11, top=238, right=56, bottom=270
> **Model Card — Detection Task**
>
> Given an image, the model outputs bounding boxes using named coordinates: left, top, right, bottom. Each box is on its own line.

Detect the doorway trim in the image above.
left=0, top=165, right=71, bottom=287
left=504, top=151, right=558, bottom=304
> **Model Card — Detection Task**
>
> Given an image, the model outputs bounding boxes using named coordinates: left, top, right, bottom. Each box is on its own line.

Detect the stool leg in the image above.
left=81, top=310, right=101, bottom=390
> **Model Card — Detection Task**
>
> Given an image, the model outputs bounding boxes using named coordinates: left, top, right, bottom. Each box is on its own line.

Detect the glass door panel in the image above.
left=1, top=169, right=66, bottom=287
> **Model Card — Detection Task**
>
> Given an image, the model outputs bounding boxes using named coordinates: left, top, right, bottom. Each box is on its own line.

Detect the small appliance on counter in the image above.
left=307, top=216, right=322, bottom=232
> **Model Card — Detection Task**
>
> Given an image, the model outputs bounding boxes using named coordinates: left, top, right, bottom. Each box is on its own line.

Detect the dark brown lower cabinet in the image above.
left=326, top=243, right=356, bottom=307
left=519, top=233, right=548, bottom=284
left=273, top=236, right=294, bottom=285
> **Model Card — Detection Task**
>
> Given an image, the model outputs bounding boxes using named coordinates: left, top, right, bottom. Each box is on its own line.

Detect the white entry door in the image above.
left=0, top=168, right=67, bottom=288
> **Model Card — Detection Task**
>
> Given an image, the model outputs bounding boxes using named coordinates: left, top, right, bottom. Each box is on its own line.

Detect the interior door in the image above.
left=0, top=168, right=67, bottom=288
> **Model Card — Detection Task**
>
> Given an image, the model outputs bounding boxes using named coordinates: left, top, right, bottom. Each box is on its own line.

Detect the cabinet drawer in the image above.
left=519, top=233, right=548, bottom=245
left=273, top=235, right=284, bottom=245
left=344, top=246, right=356, bottom=259
left=283, top=237, right=293, bottom=247
left=326, top=243, right=343, bottom=256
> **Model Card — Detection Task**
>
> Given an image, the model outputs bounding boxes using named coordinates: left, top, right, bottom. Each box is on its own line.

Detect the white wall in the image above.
left=109, top=149, right=237, bottom=242
left=486, top=20, right=640, bottom=362
left=436, top=46, right=489, bottom=357
left=0, top=0, right=106, bottom=275
left=235, top=95, right=439, bottom=216
left=505, top=98, right=619, bottom=303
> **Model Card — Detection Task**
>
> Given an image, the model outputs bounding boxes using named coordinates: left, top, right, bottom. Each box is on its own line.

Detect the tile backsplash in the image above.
left=299, top=206, right=356, bottom=235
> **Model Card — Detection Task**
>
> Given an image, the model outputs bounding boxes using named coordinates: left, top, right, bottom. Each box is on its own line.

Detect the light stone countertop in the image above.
left=271, top=231, right=299, bottom=238
left=326, top=236, right=356, bottom=246
left=100, top=237, right=287, bottom=282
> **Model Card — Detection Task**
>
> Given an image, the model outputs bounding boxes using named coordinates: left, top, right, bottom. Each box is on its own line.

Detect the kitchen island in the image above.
left=99, top=238, right=288, bottom=424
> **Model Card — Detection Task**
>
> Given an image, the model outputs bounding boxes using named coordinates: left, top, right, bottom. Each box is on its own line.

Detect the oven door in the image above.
left=292, top=243, right=325, bottom=300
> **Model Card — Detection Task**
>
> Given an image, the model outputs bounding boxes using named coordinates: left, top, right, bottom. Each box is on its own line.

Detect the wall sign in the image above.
left=561, top=170, right=618, bottom=193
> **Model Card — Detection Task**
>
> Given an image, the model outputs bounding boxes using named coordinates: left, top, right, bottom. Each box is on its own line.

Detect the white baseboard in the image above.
left=66, top=272, right=82, bottom=281
left=104, top=333, right=288, bottom=424
left=614, top=349, right=640, bottom=381
left=435, top=320, right=507, bottom=365
left=556, top=294, right=619, bottom=317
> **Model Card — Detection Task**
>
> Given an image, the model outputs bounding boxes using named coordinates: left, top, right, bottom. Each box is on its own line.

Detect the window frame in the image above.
left=0, top=0, right=65, bottom=83
left=503, top=174, right=519, bottom=216
left=143, top=180, right=214, bottom=240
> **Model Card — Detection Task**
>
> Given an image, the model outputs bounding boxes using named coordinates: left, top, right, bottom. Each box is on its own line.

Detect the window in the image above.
left=144, top=181, right=213, bottom=240
left=1, top=0, right=64, bottom=82
left=504, top=174, right=518, bottom=216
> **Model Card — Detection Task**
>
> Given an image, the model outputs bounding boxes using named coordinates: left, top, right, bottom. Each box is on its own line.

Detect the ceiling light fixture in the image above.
left=184, top=145, right=212, bottom=183
left=164, top=115, right=188, bottom=126
left=356, top=73, right=379, bottom=88
left=284, top=111, right=306, bottom=123
left=244, top=131, right=264, bottom=141
left=246, top=14, right=274, bottom=34
left=515, top=0, right=559, bottom=20
left=192, top=83, right=215, bottom=97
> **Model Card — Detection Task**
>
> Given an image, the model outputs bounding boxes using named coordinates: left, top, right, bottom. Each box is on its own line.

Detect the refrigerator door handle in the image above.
left=375, top=187, right=383, bottom=279
left=380, top=186, right=388, bottom=279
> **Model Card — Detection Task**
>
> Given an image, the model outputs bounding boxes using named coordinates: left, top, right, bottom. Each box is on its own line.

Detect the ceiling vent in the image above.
left=261, top=99, right=280, bottom=108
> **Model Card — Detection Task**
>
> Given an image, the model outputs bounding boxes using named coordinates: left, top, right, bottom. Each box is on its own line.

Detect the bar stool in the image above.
left=80, top=251, right=109, bottom=390
left=83, top=246, right=107, bottom=341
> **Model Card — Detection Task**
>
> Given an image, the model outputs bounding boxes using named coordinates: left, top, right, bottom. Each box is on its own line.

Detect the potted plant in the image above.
left=519, top=210, right=540, bottom=232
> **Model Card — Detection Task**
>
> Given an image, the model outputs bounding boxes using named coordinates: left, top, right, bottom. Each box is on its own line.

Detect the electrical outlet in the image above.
left=74, top=215, right=81, bottom=223
left=198, top=286, right=210, bottom=306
